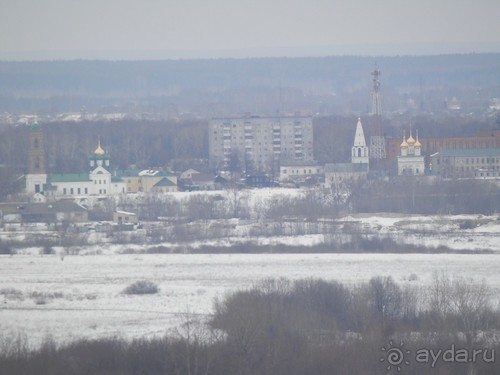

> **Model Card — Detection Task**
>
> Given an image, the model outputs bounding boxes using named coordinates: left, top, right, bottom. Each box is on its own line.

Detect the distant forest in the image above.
left=0, top=54, right=499, bottom=115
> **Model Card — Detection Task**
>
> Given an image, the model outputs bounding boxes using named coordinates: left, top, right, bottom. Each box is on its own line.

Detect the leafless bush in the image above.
left=426, top=272, right=492, bottom=345
left=0, top=288, right=24, bottom=301
left=122, top=280, right=159, bottom=295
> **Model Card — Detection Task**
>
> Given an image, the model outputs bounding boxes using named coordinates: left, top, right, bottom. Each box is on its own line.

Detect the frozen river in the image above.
left=1, top=253, right=500, bottom=347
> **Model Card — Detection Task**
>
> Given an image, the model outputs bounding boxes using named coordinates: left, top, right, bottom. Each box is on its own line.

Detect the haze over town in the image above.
left=1, top=0, right=500, bottom=60
left=1, top=1, right=500, bottom=374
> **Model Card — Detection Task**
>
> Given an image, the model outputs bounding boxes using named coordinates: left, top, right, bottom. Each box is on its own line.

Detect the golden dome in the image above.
left=407, top=134, right=415, bottom=146
left=94, top=139, right=105, bottom=155
left=414, top=130, right=422, bottom=148
left=400, top=131, right=408, bottom=148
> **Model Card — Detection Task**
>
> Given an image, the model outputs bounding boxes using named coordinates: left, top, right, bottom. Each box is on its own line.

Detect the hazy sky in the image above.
left=1, top=0, right=500, bottom=60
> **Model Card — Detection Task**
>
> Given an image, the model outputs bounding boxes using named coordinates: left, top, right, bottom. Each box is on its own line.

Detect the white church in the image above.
left=324, top=118, right=370, bottom=188
left=25, top=122, right=126, bottom=198
left=397, top=129, right=425, bottom=175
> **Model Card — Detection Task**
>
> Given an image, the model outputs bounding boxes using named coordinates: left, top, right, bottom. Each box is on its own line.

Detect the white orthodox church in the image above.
left=25, top=123, right=126, bottom=198
left=397, top=129, right=425, bottom=175
left=324, top=118, right=369, bottom=188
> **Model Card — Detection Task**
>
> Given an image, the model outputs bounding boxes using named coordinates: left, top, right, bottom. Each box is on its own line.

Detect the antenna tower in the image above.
left=369, top=64, right=386, bottom=160
left=371, top=66, right=382, bottom=116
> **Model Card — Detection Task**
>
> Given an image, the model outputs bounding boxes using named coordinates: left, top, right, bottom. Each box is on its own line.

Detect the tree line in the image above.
left=0, top=114, right=495, bottom=174
left=0, top=275, right=498, bottom=374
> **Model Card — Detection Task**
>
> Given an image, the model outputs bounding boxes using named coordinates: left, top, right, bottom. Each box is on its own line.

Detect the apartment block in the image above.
left=208, top=115, right=313, bottom=173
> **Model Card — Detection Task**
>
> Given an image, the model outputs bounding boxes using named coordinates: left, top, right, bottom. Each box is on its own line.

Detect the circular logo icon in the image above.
left=380, top=340, right=411, bottom=371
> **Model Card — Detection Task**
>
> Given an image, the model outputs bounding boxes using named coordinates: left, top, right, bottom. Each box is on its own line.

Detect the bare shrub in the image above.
left=41, top=245, right=54, bottom=255
left=0, top=288, right=24, bottom=301
left=122, top=280, right=159, bottom=295
left=427, top=272, right=492, bottom=344
left=459, top=219, right=477, bottom=229
left=29, top=291, right=65, bottom=305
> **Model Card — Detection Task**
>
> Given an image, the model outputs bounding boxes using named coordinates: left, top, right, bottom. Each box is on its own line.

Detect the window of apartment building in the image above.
left=70, top=188, right=74, bottom=194
left=85, top=188, right=88, bottom=194
left=63, top=188, right=67, bottom=194
left=77, top=188, right=81, bottom=194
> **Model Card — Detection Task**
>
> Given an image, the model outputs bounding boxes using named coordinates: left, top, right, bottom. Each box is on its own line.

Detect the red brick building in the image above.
left=386, top=130, right=500, bottom=163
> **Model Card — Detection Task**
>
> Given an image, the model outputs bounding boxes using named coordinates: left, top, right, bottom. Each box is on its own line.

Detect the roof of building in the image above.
left=42, top=183, right=58, bottom=191
left=94, top=139, right=106, bottom=155
left=434, top=148, right=500, bottom=157
left=280, top=161, right=322, bottom=167
left=353, top=118, right=367, bottom=147
left=115, top=210, right=137, bottom=216
left=400, top=130, right=408, bottom=148
left=414, top=130, right=422, bottom=148
left=153, top=177, right=177, bottom=187
left=49, top=173, right=91, bottom=183
left=116, top=169, right=176, bottom=178
left=324, top=163, right=369, bottom=173
left=191, top=173, right=216, bottom=184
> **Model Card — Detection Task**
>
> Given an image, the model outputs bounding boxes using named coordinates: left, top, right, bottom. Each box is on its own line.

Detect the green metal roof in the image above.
left=42, top=183, right=58, bottom=191
left=154, top=177, right=177, bottom=187
left=437, top=148, right=500, bottom=157
left=49, top=173, right=91, bottom=183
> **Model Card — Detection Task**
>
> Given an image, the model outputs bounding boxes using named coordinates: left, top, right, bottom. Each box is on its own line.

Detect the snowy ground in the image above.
left=340, top=213, right=500, bottom=252
left=2, top=213, right=498, bottom=255
left=1, top=252, right=500, bottom=348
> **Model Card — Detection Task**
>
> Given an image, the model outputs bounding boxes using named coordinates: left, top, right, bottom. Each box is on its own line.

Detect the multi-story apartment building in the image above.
left=208, top=115, right=313, bottom=173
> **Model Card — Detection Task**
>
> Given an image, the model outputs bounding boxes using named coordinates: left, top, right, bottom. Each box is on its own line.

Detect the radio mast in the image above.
left=369, top=64, right=386, bottom=160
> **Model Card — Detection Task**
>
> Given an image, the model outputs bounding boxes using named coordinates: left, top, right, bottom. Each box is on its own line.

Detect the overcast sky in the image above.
left=1, top=0, right=500, bottom=60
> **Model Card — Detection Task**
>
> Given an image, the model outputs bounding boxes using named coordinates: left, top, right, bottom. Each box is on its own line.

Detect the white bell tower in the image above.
left=352, top=118, right=369, bottom=165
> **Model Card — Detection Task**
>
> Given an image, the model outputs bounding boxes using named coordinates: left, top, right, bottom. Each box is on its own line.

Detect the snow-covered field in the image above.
left=1, top=252, right=500, bottom=348
left=341, top=213, right=500, bottom=251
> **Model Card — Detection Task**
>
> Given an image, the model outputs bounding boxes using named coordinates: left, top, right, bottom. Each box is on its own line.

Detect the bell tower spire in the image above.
left=352, top=118, right=369, bottom=164
left=26, top=120, right=48, bottom=194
